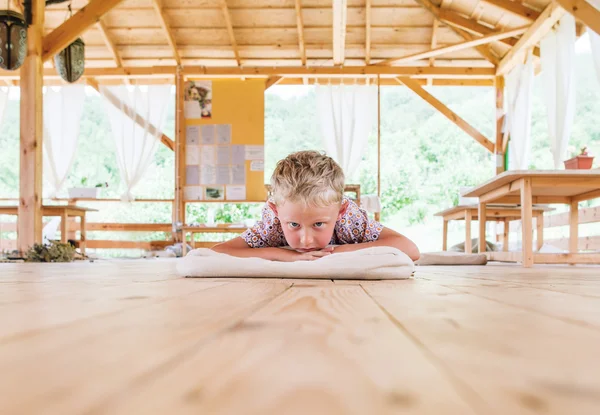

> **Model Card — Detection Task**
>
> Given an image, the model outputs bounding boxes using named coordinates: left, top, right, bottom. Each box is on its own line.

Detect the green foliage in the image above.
left=25, top=241, right=76, bottom=263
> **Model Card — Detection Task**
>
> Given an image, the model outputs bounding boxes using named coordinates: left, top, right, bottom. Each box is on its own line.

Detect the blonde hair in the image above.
left=270, top=151, right=345, bottom=207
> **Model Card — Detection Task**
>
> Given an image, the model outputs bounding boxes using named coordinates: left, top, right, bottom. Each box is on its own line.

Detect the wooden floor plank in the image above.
left=363, top=280, right=600, bottom=415
left=0, top=280, right=291, bottom=415
left=100, top=286, right=480, bottom=415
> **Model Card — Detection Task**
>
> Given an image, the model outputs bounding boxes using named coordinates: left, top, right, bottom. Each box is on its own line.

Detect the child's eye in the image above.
left=289, top=222, right=300, bottom=228
left=314, top=222, right=324, bottom=228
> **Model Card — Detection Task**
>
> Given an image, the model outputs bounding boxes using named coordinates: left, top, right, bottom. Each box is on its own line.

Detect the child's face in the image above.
left=269, top=200, right=348, bottom=251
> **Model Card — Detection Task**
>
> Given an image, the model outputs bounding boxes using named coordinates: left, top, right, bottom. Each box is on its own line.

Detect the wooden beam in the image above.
left=265, top=76, right=283, bottom=90
left=86, top=78, right=175, bottom=152
left=174, top=68, right=185, bottom=241
left=439, top=9, right=519, bottom=48
left=332, top=0, right=347, bottom=65
left=413, top=0, right=499, bottom=65
left=220, top=0, right=241, bottom=66
left=396, top=76, right=495, bottom=152
left=483, top=0, right=541, bottom=20
left=374, top=26, right=528, bottom=66
left=495, top=75, right=505, bottom=175
left=42, top=0, right=125, bottom=62
left=429, top=19, right=439, bottom=67
left=151, top=0, right=181, bottom=66
left=294, top=0, right=307, bottom=66
left=497, top=3, right=565, bottom=75
left=365, top=0, right=372, bottom=64
left=18, top=0, right=44, bottom=253
left=96, top=19, right=123, bottom=68
left=555, top=0, right=600, bottom=36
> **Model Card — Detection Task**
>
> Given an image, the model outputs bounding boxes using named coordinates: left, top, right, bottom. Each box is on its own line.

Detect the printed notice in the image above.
left=216, top=124, right=232, bottom=145
left=231, top=164, right=246, bottom=184
left=186, top=126, right=200, bottom=145
left=201, top=125, right=215, bottom=145
left=216, top=165, right=231, bottom=185
left=200, top=165, right=216, bottom=185
left=184, top=101, right=201, bottom=119
left=184, top=186, right=203, bottom=201
left=226, top=185, right=246, bottom=201
left=245, top=145, right=264, bottom=160
left=216, top=145, right=230, bottom=165
left=201, top=146, right=216, bottom=165
left=185, top=166, right=200, bottom=185
left=231, top=145, right=245, bottom=164
left=186, top=146, right=200, bottom=165
left=250, top=160, right=264, bottom=171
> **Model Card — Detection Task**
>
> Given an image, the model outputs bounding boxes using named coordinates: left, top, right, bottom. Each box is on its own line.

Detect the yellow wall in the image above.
left=184, top=78, right=266, bottom=202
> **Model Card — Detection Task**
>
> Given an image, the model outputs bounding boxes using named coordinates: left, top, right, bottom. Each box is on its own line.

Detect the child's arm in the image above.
left=332, top=227, right=420, bottom=261
left=211, top=237, right=333, bottom=262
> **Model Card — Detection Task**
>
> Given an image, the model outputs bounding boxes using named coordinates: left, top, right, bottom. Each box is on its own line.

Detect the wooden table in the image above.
left=181, top=224, right=247, bottom=255
left=0, top=205, right=97, bottom=254
left=435, top=204, right=553, bottom=253
left=463, top=170, right=600, bottom=267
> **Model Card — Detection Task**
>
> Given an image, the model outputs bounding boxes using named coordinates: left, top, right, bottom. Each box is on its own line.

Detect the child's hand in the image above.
left=293, top=246, right=334, bottom=261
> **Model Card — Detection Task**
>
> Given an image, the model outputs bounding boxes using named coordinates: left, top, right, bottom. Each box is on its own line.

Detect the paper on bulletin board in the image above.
left=201, top=146, right=216, bottom=165
left=185, top=80, right=212, bottom=119
left=186, top=146, right=200, bottom=165
left=205, top=186, right=224, bottom=200
left=250, top=160, right=264, bottom=171
left=216, top=124, right=232, bottom=144
left=245, top=145, right=264, bottom=160
left=231, top=145, right=245, bottom=164
left=201, top=125, right=215, bottom=145
left=185, top=166, right=200, bottom=185
left=231, top=164, right=246, bottom=184
left=200, top=165, right=216, bottom=185
left=216, top=165, right=231, bottom=185
left=184, top=101, right=201, bottom=119
left=216, top=145, right=231, bottom=165
left=186, top=126, right=200, bottom=145
left=184, top=186, right=203, bottom=201
left=226, top=185, right=246, bottom=201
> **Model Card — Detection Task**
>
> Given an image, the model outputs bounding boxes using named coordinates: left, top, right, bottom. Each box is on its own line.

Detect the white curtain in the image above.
left=99, top=84, right=171, bottom=202
left=0, top=87, right=8, bottom=126
left=590, top=30, right=600, bottom=84
left=43, top=85, right=86, bottom=197
left=315, top=83, right=377, bottom=178
left=541, top=13, right=576, bottom=169
left=505, top=51, right=535, bottom=170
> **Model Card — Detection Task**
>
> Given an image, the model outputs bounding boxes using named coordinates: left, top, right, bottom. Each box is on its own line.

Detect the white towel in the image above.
left=177, top=246, right=414, bottom=280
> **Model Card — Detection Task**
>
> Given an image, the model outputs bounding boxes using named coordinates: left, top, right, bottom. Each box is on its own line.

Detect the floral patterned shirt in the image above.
left=241, top=197, right=383, bottom=248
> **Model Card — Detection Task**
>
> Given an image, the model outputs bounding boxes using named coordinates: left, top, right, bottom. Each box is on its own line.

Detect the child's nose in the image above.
left=300, top=231, right=313, bottom=245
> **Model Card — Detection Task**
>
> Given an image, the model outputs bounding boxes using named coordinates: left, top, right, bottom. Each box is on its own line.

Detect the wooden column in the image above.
left=503, top=218, right=509, bottom=252
left=570, top=199, right=579, bottom=254
left=477, top=204, right=486, bottom=253
left=465, top=209, right=472, bottom=254
left=173, top=67, right=185, bottom=242
left=18, top=0, right=45, bottom=254
left=536, top=213, right=544, bottom=251
left=521, top=178, right=533, bottom=267
left=495, top=76, right=505, bottom=175
left=442, top=220, right=448, bottom=251
left=375, top=75, right=381, bottom=222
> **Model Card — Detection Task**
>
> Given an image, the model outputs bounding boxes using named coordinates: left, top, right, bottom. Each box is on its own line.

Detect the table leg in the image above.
left=503, top=219, right=509, bottom=252
left=521, top=178, right=533, bottom=267
left=442, top=220, right=448, bottom=251
left=478, top=203, right=486, bottom=254
left=465, top=210, right=472, bottom=254
left=536, top=213, right=544, bottom=252
left=182, top=231, right=188, bottom=256
left=570, top=199, right=579, bottom=254
left=60, top=212, right=68, bottom=244
left=80, top=213, right=86, bottom=256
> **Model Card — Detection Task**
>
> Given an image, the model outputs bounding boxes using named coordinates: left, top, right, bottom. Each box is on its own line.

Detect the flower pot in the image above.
left=564, top=155, right=594, bottom=170
left=68, top=187, right=98, bottom=199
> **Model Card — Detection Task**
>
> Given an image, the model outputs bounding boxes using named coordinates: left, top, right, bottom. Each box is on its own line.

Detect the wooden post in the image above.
left=570, top=199, right=579, bottom=254
left=442, top=220, right=448, bottom=251
left=503, top=218, right=509, bottom=252
left=536, top=213, right=544, bottom=251
left=495, top=76, right=505, bottom=175
left=521, top=178, right=533, bottom=267
left=80, top=213, right=87, bottom=255
left=18, top=0, right=45, bottom=254
left=375, top=75, right=381, bottom=222
left=173, top=67, right=185, bottom=243
left=465, top=209, right=472, bottom=254
left=478, top=204, right=486, bottom=253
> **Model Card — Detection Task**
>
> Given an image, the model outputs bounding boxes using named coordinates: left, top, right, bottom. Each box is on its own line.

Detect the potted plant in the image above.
left=68, top=178, right=108, bottom=199
left=564, top=146, right=595, bottom=170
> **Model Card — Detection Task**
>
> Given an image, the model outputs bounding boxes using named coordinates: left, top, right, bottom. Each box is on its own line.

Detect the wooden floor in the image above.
left=1, top=261, right=600, bottom=414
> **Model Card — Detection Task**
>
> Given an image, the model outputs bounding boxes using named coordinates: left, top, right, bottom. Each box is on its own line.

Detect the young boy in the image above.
left=212, top=151, right=420, bottom=262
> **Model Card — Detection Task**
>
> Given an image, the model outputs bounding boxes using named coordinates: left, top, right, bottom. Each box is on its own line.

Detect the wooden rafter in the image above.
left=429, top=20, right=439, bottom=67
left=42, top=0, right=125, bottom=62
left=497, top=3, right=565, bottom=75
left=96, top=19, right=123, bottom=68
left=365, top=0, right=372, bottom=64
left=374, top=26, right=527, bottom=66
left=555, top=0, right=600, bottom=36
left=151, top=0, right=181, bottom=66
left=483, top=0, right=541, bottom=21
left=294, top=0, right=307, bottom=66
left=265, top=76, right=283, bottom=90
left=413, top=0, right=499, bottom=65
left=332, top=0, right=347, bottom=65
left=220, top=0, right=241, bottom=66
left=439, top=9, right=517, bottom=48
left=86, top=78, right=175, bottom=152
left=396, top=77, right=495, bottom=152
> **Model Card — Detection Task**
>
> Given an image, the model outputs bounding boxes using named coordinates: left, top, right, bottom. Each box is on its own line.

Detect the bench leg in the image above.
left=442, top=220, right=448, bottom=251
left=465, top=210, right=472, bottom=254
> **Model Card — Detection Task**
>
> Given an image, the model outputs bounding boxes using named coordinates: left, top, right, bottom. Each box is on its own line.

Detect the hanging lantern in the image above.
left=54, top=37, right=85, bottom=83
left=0, top=10, right=27, bottom=71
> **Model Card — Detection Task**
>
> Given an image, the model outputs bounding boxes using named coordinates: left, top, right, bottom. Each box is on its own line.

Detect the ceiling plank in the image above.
left=555, top=0, right=600, bottom=36
left=332, top=0, right=347, bottom=65
left=397, top=76, right=495, bottom=152
left=220, top=0, right=241, bottom=66
left=375, top=26, right=527, bottom=66
left=86, top=77, right=175, bottom=151
left=42, top=0, right=125, bottom=62
left=497, top=3, right=565, bottom=75
left=294, top=0, right=307, bottom=66
left=151, top=0, right=181, bottom=66
left=482, top=0, right=541, bottom=21
left=96, top=19, right=123, bottom=68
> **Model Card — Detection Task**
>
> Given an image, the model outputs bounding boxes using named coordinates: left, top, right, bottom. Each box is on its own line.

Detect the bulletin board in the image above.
left=182, top=79, right=266, bottom=202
